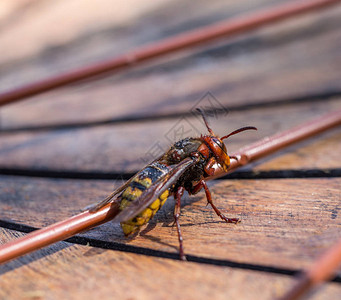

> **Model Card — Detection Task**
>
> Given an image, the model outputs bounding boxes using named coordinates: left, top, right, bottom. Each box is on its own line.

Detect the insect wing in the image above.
left=85, top=150, right=170, bottom=212
left=114, top=157, right=198, bottom=223
left=86, top=176, right=137, bottom=212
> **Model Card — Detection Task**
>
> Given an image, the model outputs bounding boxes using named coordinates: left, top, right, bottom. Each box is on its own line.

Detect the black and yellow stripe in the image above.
left=119, top=162, right=171, bottom=235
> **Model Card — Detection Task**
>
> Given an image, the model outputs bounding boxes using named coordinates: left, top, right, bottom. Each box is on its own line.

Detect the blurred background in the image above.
left=0, top=0, right=340, bottom=174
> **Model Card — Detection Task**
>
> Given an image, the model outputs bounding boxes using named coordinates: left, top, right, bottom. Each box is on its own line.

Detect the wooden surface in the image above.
left=1, top=228, right=341, bottom=300
left=0, top=1, right=341, bottom=299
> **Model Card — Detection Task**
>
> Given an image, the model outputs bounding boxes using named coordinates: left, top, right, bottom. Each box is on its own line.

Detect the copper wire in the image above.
left=0, top=0, right=339, bottom=106
left=279, top=237, right=341, bottom=300
left=1, top=2, right=341, bottom=297
left=0, top=108, right=340, bottom=267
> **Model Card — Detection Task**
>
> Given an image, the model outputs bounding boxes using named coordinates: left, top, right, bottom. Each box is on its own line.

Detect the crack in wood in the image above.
left=0, top=167, right=340, bottom=180
left=1, top=90, right=340, bottom=133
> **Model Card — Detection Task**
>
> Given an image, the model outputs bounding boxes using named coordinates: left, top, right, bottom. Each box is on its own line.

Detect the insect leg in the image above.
left=174, top=186, right=186, bottom=261
left=199, top=180, right=240, bottom=224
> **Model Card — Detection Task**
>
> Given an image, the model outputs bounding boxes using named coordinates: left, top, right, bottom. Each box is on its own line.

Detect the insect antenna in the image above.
left=221, top=126, right=257, bottom=140
left=196, top=108, right=215, bottom=136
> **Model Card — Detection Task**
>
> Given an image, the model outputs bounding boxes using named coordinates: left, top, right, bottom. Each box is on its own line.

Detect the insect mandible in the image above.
left=88, top=109, right=257, bottom=260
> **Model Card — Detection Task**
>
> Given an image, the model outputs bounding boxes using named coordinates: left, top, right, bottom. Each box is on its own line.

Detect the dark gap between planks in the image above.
left=0, top=90, right=340, bottom=133
left=0, top=168, right=340, bottom=180
left=1, top=219, right=340, bottom=283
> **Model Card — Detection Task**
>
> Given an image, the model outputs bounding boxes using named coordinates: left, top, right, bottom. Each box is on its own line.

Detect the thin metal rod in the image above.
left=0, top=108, right=340, bottom=265
left=227, top=109, right=341, bottom=171
left=0, top=203, right=120, bottom=264
left=0, top=0, right=339, bottom=107
left=278, top=237, right=341, bottom=300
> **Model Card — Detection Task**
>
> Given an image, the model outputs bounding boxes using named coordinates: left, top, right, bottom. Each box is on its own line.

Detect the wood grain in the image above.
left=0, top=3, right=340, bottom=128
left=0, top=99, right=340, bottom=173
left=0, top=175, right=340, bottom=270
left=1, top=228, right=341, bottom=300
left=0, top=0, right=280, bottom=73
left=1, top=1, right=341, bottom=299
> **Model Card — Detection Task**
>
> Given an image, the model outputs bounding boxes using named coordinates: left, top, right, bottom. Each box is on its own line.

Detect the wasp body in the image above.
left=90, top=110, right=256, bottom=260
left=118, top=162, right=171, bottom=235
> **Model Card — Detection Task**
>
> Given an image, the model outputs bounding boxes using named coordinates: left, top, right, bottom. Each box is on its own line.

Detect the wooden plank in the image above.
left=1, top=228, right=341, bottom=300
left=0, top=99, right=340, bottom=173
left=0, top=0, right=279, bottom=69
left=1, top=4, right=340, bottom=128
left=1, top=2, right=340, bottom=299
left=0, top=176, right=340, bottom=270
left=0, top=0, right=279, bottom=92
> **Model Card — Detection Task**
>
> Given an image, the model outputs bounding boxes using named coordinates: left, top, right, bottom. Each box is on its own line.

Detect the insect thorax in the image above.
left=165, top=138, right=202, bottom=164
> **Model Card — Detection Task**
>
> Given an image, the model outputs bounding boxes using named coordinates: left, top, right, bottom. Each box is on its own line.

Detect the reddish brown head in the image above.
left=196, top=109, right=257, bottom=173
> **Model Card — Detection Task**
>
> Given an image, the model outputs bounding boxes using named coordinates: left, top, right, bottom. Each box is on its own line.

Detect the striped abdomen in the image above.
left=119, top=162, right=171, bottom=235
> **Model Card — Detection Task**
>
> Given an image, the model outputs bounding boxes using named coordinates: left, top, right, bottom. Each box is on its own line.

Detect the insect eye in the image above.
left=212, top=138, right=220, bottom=146
left=222, top=142, right=227, bottom=153
left=212, top=138, right=226, bottom=152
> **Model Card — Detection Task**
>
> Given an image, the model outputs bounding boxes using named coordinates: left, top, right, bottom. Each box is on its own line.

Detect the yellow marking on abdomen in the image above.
left=119, top=163, right=171, bottom=236
left=121, top=189, right=171, bottom=236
